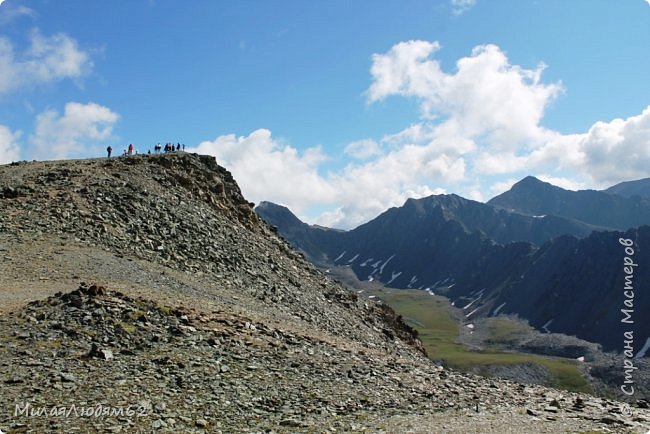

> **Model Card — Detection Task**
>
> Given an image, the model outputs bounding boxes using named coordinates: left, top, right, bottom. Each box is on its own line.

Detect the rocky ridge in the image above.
left=0, top=154, right=417, bottom=350
left=1, top=153, right=649, bottom=433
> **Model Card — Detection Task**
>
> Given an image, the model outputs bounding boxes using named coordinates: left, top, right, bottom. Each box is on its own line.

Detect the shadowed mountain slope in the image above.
left=257, top=191, right=650, bottom=355
left=604, top=177, right=650, bottom=199
left=488, top=176, right=650, bottom=230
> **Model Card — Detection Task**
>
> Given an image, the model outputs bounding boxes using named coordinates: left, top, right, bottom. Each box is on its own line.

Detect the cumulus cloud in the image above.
left=190, top=129, right=337, bottom=214
left=451, top=0, right=477, bottom=14
left=488, top=178, right=519, bottom=197
left=363, top=40, right=650, bottom=198
left=0, top=29, right=92, bottom=95
left=0, top=124, right=21, bottom=164
left=368, top=41, right=562, bottom=151
left=195, top=41, right=650, bottom=229
left=190, top=42, right=573, bottom=227
left=367, top=40, right=443, bottom=108
left=343, top=139, right=382, bottom=160
left=321, top=145, right=460, bottom=227
left=575, top=107, right=650, bottom=185
left=537, top=175, right=585, bottom=191
left=190, top=129, right=453, bottom=228
left=0, top=2, right=35, bottom=24
left=29, top=102, right=119, bottom=160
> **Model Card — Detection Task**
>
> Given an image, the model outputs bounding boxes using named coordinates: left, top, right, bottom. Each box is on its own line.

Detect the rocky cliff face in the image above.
left=1, top=154, right=648, bottom=433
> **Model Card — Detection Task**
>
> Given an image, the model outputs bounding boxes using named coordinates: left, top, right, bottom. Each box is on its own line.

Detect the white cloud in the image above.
left=537, top=175, right=585, bottom=191
left=577, top=106, right=650, bottom=186
left=0, top=3, right=35, bottom=24
left=321, top=145, right=462, bottom=227
left=0, top=29, right=92, bottom=95
left=477, top=105, right=650, bottom=193
left=367, top=40, right=444, bottom=107
left=29, top=102, right=119, bottom=160
left=368, top=41, right=562, bottom=151
left=451, top=0, right=477, bottom=15
left=488, top=178, right=519, bottom=197
left=190, top=129, right=457, bottom=228
left=474, top=152, right=530, bottom=175
left=189, top=42, right=570, bottom=228
left=0, top=124, right=21, bottom=164
left=194, top=41, right=650, bottom=229
left=343, top=139, right=382, bottom=160
left=190, top=129, right=338, bottom=213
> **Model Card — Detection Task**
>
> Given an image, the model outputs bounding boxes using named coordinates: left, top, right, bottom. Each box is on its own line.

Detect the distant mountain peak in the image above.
left=489, top=174, right=650, bottom=231
left=510, top=176, right=557, bottom=191
left=255, top=201, right=306, bottom=230
left=257, top=200, right=287, bottom=210
left=519, top=175, right=542, bottom=183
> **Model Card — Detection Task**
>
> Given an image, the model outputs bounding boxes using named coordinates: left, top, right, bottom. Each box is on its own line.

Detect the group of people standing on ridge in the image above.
left=155, top=142, right=184, bottom=153
left=106, top=142, right=185, bottom=158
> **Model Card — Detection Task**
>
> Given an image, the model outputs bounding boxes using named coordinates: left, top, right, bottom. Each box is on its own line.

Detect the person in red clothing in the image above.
left=128, top=143, right=134, bottom=155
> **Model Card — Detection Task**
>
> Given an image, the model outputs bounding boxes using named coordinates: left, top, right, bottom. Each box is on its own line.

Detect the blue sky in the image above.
left=1, top=0, right=650, bottom=228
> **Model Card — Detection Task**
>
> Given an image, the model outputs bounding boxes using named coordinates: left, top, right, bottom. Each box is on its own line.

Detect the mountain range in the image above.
left=256, top=176, right=650, bottom=355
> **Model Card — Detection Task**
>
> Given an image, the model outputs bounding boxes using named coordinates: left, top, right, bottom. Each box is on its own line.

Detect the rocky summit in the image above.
left=1, top=153, right=649, bottom=433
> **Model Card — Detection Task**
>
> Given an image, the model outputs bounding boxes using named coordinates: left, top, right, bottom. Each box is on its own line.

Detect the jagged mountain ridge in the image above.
left=257, top=186, right=650, bottom=355
left=488, top=176, right=650, bottom=230
left=258, top=191, right=601, bottom=254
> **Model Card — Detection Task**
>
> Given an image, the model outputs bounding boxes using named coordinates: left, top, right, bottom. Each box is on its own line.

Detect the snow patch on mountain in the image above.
left=493, top=302, right=507, bottom=316
left=542, top=319, right=553, bottom=334
left=379, top=254, right=396, bottom=274
left=387, top=271, right=402, bottom=285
